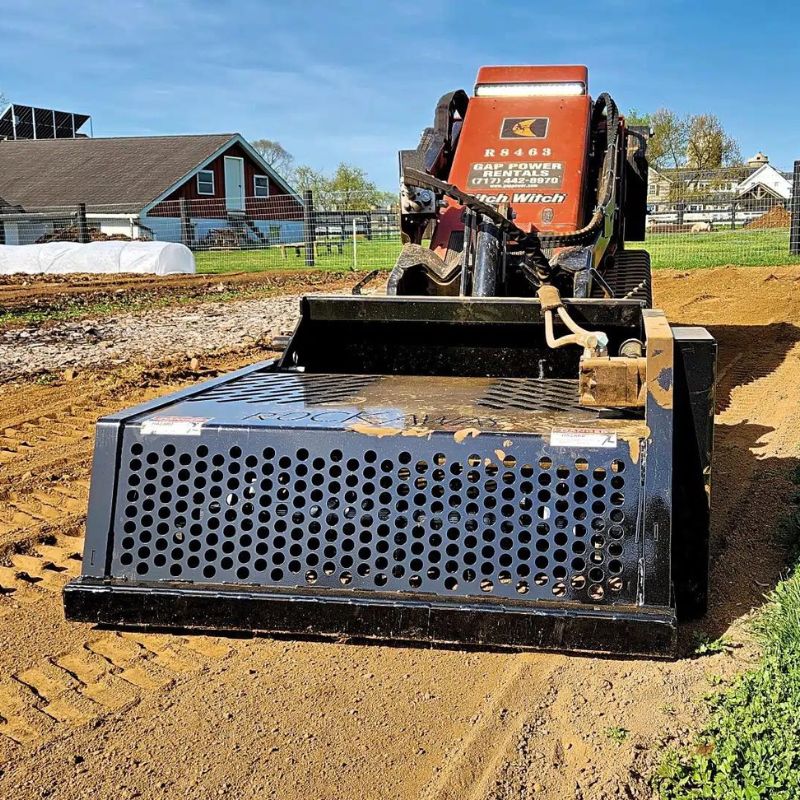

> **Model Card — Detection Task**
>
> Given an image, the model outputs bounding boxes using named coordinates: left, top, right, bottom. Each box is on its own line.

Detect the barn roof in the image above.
left=0, top=133, right=287, bottom=212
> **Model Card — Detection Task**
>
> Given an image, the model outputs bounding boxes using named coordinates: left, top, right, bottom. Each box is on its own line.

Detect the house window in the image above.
left=197, top=170, right=214, bottom=195
left=254, top=175, right=269, bottom=197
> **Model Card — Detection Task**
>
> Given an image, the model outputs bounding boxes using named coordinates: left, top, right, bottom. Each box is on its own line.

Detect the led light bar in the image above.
left=475, top=82, right=586, bottom=97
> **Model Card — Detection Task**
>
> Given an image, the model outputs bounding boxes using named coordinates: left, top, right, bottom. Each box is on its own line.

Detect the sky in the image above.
left=2, top=0, right=799, bottom=190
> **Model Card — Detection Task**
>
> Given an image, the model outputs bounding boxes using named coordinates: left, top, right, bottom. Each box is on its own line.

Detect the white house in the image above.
left=736, top=159, right=792, bottom=201
left=646, top=153, right=793, bottom=228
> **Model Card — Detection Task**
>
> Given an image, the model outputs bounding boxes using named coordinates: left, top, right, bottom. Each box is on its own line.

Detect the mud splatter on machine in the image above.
left=65, top=66, right=715, bottom=657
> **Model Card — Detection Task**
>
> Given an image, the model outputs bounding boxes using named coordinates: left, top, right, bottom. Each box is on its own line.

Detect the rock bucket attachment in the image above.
left=64, top=297, right=715, bottom=657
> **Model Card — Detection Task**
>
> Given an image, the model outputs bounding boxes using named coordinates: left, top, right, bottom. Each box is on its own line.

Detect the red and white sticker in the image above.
left=550, top=428, right=617, bottom=449
left=140, top=415, right=210, bottom=436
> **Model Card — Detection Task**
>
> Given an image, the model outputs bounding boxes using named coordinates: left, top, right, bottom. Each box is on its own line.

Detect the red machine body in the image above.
left=432, top=65, right=592, bottom=256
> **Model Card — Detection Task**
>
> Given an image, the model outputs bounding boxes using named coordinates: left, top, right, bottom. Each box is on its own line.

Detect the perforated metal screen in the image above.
left=477, top=378, right=587, bottom=413
left=193, top=373, right=381, bottom=406
left=110, top=429, right=641, bottom=606
left=187, top=371, right=588, bottom=415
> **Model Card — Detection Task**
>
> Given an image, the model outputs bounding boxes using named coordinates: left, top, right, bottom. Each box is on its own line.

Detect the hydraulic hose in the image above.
left=534, top=92, right=620, bottom=248
left=538, top=285, right=608, bottom=356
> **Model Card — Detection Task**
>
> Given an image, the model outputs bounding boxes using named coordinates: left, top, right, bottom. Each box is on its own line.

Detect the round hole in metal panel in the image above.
left=589, top=583, right=605, bottom=600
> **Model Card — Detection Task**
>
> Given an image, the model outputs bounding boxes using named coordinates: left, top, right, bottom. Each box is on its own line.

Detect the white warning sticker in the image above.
left=549, top=428, right=617, bottom=449
left=140, top=416, right=210, bottom=436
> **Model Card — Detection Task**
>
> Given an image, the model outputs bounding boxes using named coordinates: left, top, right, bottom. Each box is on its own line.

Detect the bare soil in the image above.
left=0, top=269, right=365, bottom=314
left=1, top=266, right=799, bottom=799
left=0, top=295, right=302, bottom=382
left=743, top=206, right=791, bottom=229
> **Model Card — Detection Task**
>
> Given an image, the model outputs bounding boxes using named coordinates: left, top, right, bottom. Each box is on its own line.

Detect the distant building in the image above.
left=646, top=153, right=792, bottom=227
left=0, top=131, right=302, bottom=245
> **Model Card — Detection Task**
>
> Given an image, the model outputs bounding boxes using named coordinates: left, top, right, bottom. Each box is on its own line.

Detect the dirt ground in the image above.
left=1, top=265, right=799, bottom=799
left=0, top=269, right=361, bottom=313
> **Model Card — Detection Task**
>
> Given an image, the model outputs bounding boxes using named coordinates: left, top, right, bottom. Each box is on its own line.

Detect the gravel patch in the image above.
left=0, top=294, right=304, bottom=381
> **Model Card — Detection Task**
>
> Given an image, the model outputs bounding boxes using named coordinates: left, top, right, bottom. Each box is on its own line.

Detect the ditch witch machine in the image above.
left=65, top=66, right=716, bottom=657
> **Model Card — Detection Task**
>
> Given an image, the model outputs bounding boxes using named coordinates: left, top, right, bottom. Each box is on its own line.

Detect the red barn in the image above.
left=0, top=132, right=303, bottom=245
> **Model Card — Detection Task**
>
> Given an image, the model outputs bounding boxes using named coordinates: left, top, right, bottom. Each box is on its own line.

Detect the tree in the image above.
left=250, top=139, right=293, bottom=176
left=685, top=114, right=741, bottom=170
left=624, top=108, right=650, bottom=128
left=376, top=189, right=398, bottom=209
left=649, top=109, right=690, bottom=170
left=291, top=162, right=386, bottom=210
left=325, top=164, right=383, bottom=210
left=625, top=107, right=740, bottom=173
left=291, top=164, right=329, bottom=202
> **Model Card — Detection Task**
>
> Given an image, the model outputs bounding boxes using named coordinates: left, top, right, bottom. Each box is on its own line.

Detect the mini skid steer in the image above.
left=65, top=65, right=716, bottom=657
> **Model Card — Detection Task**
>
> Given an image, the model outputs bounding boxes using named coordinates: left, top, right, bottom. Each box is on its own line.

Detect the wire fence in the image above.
left=2, top=164, right=799, bottom=273
left=636, top=164, right=800, bottom=268
left=0, top=194, right=404, bottom=274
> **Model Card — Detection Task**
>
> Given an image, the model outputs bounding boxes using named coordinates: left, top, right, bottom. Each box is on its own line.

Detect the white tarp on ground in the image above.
left=0, top=241, right=195, bottom=275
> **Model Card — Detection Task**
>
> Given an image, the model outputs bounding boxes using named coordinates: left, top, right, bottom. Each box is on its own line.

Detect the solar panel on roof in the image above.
left=0, top=104, right=90, bottom=140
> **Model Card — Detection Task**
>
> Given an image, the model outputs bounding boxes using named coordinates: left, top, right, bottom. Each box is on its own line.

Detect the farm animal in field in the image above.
left=690, top=221, right=713, bottom=233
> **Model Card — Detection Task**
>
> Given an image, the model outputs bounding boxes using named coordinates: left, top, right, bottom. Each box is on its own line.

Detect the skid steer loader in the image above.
left=64, top=65, right=716, bottom=657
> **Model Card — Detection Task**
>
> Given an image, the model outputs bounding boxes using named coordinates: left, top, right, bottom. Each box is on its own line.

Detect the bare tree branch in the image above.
left=250, top=139, right=294, bottom=177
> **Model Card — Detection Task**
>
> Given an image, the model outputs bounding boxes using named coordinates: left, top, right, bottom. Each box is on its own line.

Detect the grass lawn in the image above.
left=195, top=238, right=400, bottom=274
left=630, top=228, right=800, bottom=269
left=654, top=469, right=800, bottom=799
left=194, top=229, right=800, bottom=274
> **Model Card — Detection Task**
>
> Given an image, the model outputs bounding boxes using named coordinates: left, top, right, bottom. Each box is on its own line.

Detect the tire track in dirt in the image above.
left=421, top=655, right=565, bottom=800
left=0, top=628, right=233, bottom=747
left=0, top=397, right=97, bottom=474
left=0, top=530, right=84, bottom=610
left=0, top=522, right=235, bottom=750
left=0, top=352, right=269, bottom=752
left=0, top=383, right=121, bottom=559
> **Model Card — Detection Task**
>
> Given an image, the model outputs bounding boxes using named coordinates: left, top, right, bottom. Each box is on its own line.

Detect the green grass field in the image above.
left=194, top=239, right=400, bottom=274
left=194, top=229, right=800, bottom=274
left=630, top=228, right=800, bottom=270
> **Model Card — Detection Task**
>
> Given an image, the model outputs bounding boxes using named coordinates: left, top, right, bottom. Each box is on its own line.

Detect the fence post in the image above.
left=76, top=203, right=90, bottom=243
left=790, top=160, right=800, bottom=256
left=352, top=217, right=358, bottom=270
left=179, top=198, right=194, bottom=248
left=303, top=190, right=315, bottom=267
left=676, top=202, right=685, bottom=228
left=365, top=212, right=373, bottom=241
left=730, top=200, right=737, bottom=231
